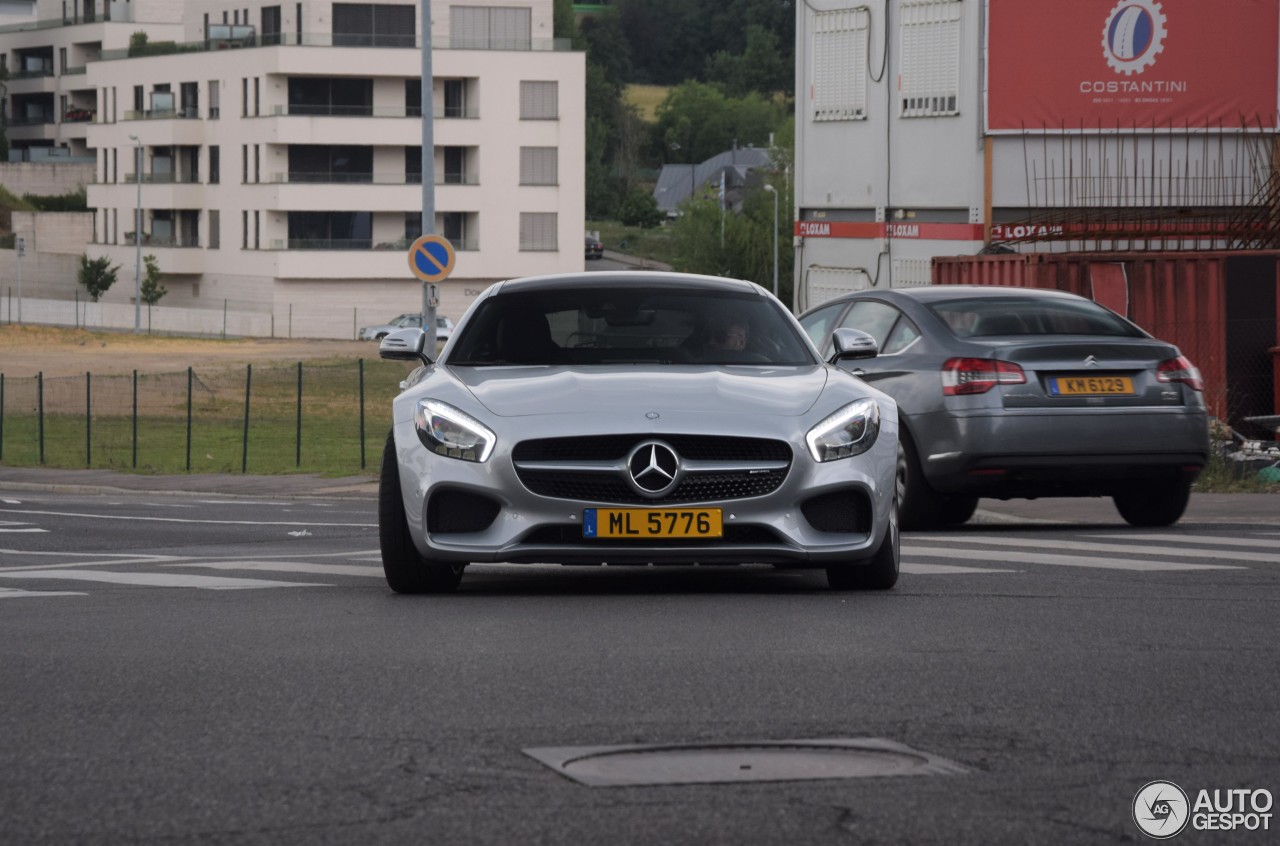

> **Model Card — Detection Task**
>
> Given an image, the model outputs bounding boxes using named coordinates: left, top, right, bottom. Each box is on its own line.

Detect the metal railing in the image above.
left=95, top=32, right=572, bottom=61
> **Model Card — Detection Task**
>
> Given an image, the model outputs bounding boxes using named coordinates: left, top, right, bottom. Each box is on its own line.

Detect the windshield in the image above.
left=929, top=297, right=1145, bottom=338
left=448, top=287, right=817, bottom=366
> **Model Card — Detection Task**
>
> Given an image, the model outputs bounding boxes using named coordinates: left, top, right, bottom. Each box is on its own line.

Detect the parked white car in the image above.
left=359, top=313, right=454, bottom=341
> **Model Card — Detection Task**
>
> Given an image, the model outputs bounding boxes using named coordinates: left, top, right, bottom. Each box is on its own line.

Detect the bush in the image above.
left=22, top=187, right=88, bottom=212
left=615, top=188, right=664, bottom=228
left=77, top=254, right=120, bottom=302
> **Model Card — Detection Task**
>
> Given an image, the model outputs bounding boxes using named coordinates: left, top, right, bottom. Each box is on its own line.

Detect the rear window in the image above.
left=448, top=287, right=817, bottom=366
left=928, top=297, right=1144, bottom=338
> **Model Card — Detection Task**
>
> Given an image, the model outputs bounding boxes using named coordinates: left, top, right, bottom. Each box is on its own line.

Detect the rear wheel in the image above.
left=826, top=493, right=900, bottom=591
left=379, top=431, right=465, bottom=593
left=1112, top=479, right=1192, bottom=527
left=898, top=431, right=947, bottom=531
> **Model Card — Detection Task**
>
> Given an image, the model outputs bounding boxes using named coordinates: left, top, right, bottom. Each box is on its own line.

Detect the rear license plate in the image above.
left=1049, top=375, right=1135, bottom=396
left=583, top=508, right=723, bottom=539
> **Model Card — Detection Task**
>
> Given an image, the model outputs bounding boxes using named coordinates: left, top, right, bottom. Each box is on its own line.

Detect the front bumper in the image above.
left=392, top=421, right=896, bottom=568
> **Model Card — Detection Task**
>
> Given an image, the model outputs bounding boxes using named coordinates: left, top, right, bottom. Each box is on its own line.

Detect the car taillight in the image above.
left=1156, top=356, right=1204, bottom=392
left=942, top=357, right=1027, bottom=396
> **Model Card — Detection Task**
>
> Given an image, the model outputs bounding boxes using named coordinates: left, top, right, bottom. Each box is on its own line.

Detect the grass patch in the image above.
left=589, top=219, right=679, bottom=267
left=624, top=84, right=670, bottom=122
left=1193, top=450, right=1280, bottom=494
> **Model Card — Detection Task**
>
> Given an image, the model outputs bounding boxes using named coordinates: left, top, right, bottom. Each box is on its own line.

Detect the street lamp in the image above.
left=763, top=184, right=779, bottom=297
left=128, top=134, right=142, bottom=333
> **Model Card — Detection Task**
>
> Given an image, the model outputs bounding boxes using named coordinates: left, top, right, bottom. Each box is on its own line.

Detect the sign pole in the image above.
left=421, top=0, right=437, bottom=342
left=15, top=236, right=23, bottom=324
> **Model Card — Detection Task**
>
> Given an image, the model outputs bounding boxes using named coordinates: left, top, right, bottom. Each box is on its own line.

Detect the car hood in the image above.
left=452, top=366, right=831, bottom=418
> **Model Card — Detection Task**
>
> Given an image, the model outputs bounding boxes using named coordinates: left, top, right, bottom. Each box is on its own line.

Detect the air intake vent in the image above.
left=428, top=489, right=501, bottom=534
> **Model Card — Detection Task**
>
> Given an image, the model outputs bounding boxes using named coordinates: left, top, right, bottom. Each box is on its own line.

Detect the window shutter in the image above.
left=520, top=147, right=558, bottom=185
left=900, top=0, right=962, bottom=117
left=812, top=8, right=869, bottom=122
left=520, top=81, right=558, bottom=120
left=520, top=212, right=558, bottom=251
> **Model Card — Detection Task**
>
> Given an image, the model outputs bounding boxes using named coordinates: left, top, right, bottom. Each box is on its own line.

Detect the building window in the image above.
left=254, top=78, right=260, bottom=116
left=287, top=211, right=372, bottom=249
left=242, top=145, right=249, bottom=183
left=289, top=145, right=373, bottom=182
left=449, top=5, right=531, bottom=49
left=333, top=3, right=416, bottom=48
left=405, top=212, right=421, bottom=240
left=133, top=85, right=144, bottom=113
left=254, top=145, right=260, bottom=183
left=209, top=81, right=220, bottom=119
left=899, top=0, right=962, bottom=117
left=209, top=146, right=220, bottom=184
left=442, top=79, right=469, bottom=117
left=254, top=211, right=260, bottom=249
left=242, top=78, right=248, bottom=116
left=209, top=210, right=220, bottom=249
left=519, top=81, right=558, bottom=120
left=519, top=212, right=557, bottom=251
left=297, top=3, right=303, bottom=43
left=262, top=5, right=282, bottom=45
left=812, top=7, right=869, bottom=121
left=405, top=79, right=421, bottom=117
left=440, top=146, right=469, bottom=184
left=519, top=147, right=557, bottom=186
left=287, top=77, right=373, bottom=116
left=243, top=211, right=249, bottom=249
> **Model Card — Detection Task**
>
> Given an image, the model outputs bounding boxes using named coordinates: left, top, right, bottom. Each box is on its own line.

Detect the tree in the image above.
left=615, top=187, right=664, bottom=228
left=140, top=254, right=167, bottom=305
left=704, top=25, right=790, bottom=98
left=77, top=254, right=120, bottom=302
left=652, top=81, right=786, bottom=164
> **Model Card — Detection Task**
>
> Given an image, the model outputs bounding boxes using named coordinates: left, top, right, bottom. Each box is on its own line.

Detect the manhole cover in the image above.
left=523, top=738, right=967, bottom=787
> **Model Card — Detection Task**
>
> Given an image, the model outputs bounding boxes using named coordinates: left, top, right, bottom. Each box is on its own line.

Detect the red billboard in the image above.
left=986, top=0, right=1280, bottom=132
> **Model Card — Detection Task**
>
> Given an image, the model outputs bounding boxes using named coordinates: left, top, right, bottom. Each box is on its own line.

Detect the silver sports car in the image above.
left=377, top=271, right=900, bottom=593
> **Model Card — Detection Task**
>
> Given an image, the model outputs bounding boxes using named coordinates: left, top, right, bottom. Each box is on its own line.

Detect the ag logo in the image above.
left=1102, top=0, right=1167, bottom=76
left=1133, top=780, right=1190, bottom=839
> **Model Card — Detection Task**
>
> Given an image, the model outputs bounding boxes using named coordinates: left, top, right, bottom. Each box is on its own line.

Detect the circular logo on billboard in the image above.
left=1102, top=0, right=1167, bottom=75
left=1132, top=780, right=1190, bottom=839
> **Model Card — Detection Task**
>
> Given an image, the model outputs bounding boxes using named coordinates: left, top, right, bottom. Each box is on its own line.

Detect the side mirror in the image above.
left=379, top=328, right=433, bottom=365
left=829, top=328, right=878, bottom=363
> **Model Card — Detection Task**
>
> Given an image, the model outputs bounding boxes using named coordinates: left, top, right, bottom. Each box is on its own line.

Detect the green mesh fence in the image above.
left=0, top=359, right=409, bottom=475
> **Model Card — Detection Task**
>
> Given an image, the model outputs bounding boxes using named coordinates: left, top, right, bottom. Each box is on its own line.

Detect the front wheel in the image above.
left=379, top=431, right=465, bottom=593
left=826, top=494, right=900, bottom=590
left=1112, top=479, right=1192, bottom=527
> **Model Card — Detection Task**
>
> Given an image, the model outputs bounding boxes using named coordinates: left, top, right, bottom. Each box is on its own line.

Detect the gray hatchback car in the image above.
left=799, top=285, right=1209, bottom=529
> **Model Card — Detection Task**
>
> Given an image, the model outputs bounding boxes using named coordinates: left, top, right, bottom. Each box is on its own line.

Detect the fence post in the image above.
left=359, top=358, right=366, bottom=470
left=75, top=290, right=80, bottom=329
left=289, top=303, right=293, bottom=339
left=353, top=308, right=357, bottom=340
left=223, top=299, right=228, bottom=339
left=242, top=363, right=252, bottom=474
left=132, top=369, right=138, bottom=469
left=85, top=371, right=91, bottom=467
left=0, top=373, right=5, bottom=462
left=186, top=367, right=193, bottom=472
left=37, top=372, right=44, bottom=465
left=295, top=361, right=302, bottom=468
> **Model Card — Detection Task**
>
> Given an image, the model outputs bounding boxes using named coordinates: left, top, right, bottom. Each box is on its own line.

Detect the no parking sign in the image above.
left=407, top=234, right=456, bottom=283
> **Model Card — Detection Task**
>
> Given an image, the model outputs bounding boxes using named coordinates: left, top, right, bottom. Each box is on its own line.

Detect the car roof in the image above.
left=493, top=271, right=765, bottom=296
left=861, top=285, right=1087, bottom=303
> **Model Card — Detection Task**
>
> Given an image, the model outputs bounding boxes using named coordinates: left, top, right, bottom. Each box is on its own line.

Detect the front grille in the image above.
left=512, top=434, right=793, bottom=505
left=800, top=490, right=872, bottom=534
left=521, top=524, right=784, bottom=546
left=513, top=434, right=792, bottom=462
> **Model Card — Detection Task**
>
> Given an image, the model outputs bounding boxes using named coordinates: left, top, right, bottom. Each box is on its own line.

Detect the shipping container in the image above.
left=932, top=252, right=1280, bottom=436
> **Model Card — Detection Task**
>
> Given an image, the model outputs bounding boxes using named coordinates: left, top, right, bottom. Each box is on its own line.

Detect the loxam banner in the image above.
left=985, top=0, right=1280, bottom=133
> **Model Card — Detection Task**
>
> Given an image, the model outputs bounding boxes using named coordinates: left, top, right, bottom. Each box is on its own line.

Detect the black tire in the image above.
left=897, top=431, right=948, bottom=531
left=1112, top=479, right=1192, bottom=527
left=826, top=493, right=900, bottom=590
left=379, top=431, right=465, bottom=593
left=375, top=333, right=388, bottom=341
left=936, top=494, right=979, bottom=526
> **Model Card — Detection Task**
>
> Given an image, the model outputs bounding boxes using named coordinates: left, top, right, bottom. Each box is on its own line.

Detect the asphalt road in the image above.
left=1, top=485, right=1277, bottom=845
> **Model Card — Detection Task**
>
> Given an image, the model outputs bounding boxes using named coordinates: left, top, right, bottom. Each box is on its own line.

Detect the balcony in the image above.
left=122, top=107, right=201, bottom=121
left=63, top=108, right=97, bottom=124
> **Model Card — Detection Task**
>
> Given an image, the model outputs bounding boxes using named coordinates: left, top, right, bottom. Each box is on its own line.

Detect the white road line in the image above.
left=905, top=546, right=1240, bottom=572
left=167, top=561, right=384, bottom=578
left=1094, top=533, right=1280, bottom=549
left=0, top=587, right=87, bottom=599
left=0, top=528, right=48, bottom=533
left=901, top=562, right=1017, bottom=575
left=0, top=570, right=330, bottom=590
left=1, top=499, right=21, bottom=504
left=911, top=535, right=1280, bottom=565
left=0, top=507, right=374, bottom=528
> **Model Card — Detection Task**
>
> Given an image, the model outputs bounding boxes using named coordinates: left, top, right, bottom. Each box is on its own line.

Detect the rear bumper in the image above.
left=914, top=408, right=1209, bottom=496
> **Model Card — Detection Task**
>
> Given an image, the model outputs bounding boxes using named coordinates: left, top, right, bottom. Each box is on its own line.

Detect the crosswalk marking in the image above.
left=905, top=545, right=1240, bottom=572
left=1096, top=533, right=1280, bottom=549
left=913, top=535, right=1278, bottom=565
left=167, top=561, right=383, bottom=578
left=0, top=569, right=330, bottom=590
left=901, top=562, right=1017, bottom=575
left=0, top=587, right=87, bottom=599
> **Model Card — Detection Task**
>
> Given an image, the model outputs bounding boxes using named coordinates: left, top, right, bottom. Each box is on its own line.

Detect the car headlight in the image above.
left=805, top=399, right=880, bottom=462
left=414, top=400, right=496, bottom=463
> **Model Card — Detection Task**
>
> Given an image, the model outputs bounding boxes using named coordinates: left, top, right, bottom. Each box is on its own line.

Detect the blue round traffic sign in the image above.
left=408, top=234, right=456, bottom=282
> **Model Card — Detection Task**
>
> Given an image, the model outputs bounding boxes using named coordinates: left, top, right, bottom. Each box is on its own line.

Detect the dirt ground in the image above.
left=0, top=325, right=381, bottom=379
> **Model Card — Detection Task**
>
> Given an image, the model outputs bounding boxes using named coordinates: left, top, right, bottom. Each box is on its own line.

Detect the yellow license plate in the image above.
left=1051, top=375, right=1135, bottom=396
left=583, top=508, right=723, bottom=539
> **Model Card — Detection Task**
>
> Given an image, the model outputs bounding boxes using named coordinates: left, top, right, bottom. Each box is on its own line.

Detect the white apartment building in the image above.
left=3, top=0, right=584, bottom=335
left=793, top=1, right=1278, bottom=310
